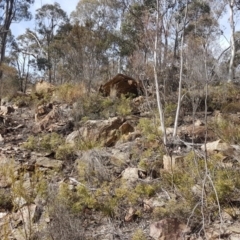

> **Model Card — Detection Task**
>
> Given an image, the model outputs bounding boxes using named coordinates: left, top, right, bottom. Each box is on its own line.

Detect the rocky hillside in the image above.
left=0, top=80, right=240, bottom=240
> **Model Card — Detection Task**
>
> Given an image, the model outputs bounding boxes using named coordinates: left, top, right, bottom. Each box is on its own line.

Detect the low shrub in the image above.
left=131, top=229, right=147, bottom=240
left=211, top=115, right=240, bottom=144
left=55, top=143, right=75, bottom=161
left=72, top=93, right=133, bottom=124
left=137, top=118, right=162, bottom=142
left=54, top=82, right=86, bottom=104
left=23, top=132, right=64, bottom=153
left=23, top=133, right=77, bottom=160
left=222, top=102, right=240, bottom=114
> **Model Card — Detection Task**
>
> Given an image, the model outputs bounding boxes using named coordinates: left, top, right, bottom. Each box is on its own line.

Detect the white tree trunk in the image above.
left=173, top=1, right=189, bottom=138
left=154, top=0, right=167, bottom=145
left=228, top=0, right=236, bottom=82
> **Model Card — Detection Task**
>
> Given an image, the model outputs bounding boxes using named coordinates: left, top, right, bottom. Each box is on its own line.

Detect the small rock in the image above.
left=229, top=225, right=240, bottom=234
left=201, top=139, right=234, bottom=155
left=194, top=119, right=204, bottom=127
left=125, top=207, right=136, bottom=222
left=0, top=105, right=14, bottom=115
left=121, top=167, right=139, bottom=182
left=35, top=157, right=63, bottom=170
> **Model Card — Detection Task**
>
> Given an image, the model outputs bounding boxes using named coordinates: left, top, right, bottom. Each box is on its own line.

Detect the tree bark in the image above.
left=173, top=1, right=189, bottom=138
left=228, top=0, right=236, bottom=82
left=154, top=0, right=167, bottom=146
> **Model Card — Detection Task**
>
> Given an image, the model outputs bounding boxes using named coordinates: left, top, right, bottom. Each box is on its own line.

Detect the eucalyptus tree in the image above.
left=0, top=0, right=34, bottom=90
left=9, top=30, right=41, bottom=91
left=70, top=0, right=124, bottom=83
left=35, top=2, right=69, bottom=82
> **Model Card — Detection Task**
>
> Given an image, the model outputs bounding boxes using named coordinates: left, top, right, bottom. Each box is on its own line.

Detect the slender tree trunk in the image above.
left=154, top=0, right=167, bottom=145
left=47, top=41, right=52, bottom=83
left=173, top=1, right=189, bottom=138
left=0, top=0, right=14, bottom=98
left=228, top=0, right=235, bottom=82
left=173, top=29, right=179, bottom=59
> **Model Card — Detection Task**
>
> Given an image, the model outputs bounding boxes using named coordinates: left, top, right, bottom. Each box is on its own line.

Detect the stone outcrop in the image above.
left=150, top=218, right=190, bottom=240
left=201, top=139, right=234, bottom=155
left=99, top=73, right=144, bottom=97
left=66, top=117, right=134, bottom=147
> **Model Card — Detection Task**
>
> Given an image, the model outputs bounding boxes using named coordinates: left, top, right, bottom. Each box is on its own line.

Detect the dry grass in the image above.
left=54, top=82, right=87, bottom=104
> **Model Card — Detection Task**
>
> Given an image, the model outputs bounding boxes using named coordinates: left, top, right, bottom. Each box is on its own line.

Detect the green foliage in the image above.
left=12, top=90, right=53, bottom=108
left=136, top=145, right=164, bottom=178
left=116, top=94, right=132, bottom=116
left=76, top=138, right=101, bottom=151
left=211, top=115, right=240, bottom=144
left=58, top=182, right=75, bottom=205
left=11, top=170, right=48, bottom=208
left=131, top=229, right=147, bottom=240
left=55, top=143, right=75, bottom=160
left=12, top=95, right=32, bottom=107
left=137, top=118, right=162, bottom=141
left=73, top=185, right=98, bottom=211
left=0, top=158, right=48, bottom=212
left=208, top=83, right=240, bottom=110
left=40, top=132, right=64, bottom=152
left=222, top=102, right=240, bottom=114
left=57, top=175, right=160, bottom=219
left=22, top=135, right=37, bottom=151
left=212, top=169, right=235, bottom=204
left=153, top=200, right=192, bottom=220
left=138, top=158, right=148, bottom=171
left=55, top=82, right=86, bottom=104
left=135, top=183, right=156, bottom=197
left=164, top=102, right=177, bottom=127
left=157, top=150, right=240, bottom=224
left=77, top=162, right=87, bottom=182
left=72, top=93, right=133, bottom=124
left=23, top=133, right=77, bottom=161
left=33, top=91, right=53, bottom=107
left=23, top=132, right=64, bottom=153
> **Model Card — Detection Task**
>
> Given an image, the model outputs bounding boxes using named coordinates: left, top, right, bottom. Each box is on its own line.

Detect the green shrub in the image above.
left=164, top=102, right=177, bottom=115
left=211, top=116, right=240, bottom=144
left=23, top=133, right=77, bottom=161
left=13, top=95, right=32, bottom=107
left=131, top=229, right=147, bottom=240
left=22, top=135, right=38, bottom=151
left=222, top=102, right=240, bottom=114
left=116, top=94, right=132, bottom=116
left=72, top=93, right=133, bottom=124
left=137, top=118, right=162, bottom=141
left=55, top=143, right=75, bottom=161
left=54, top=82, right=86, bottom=104
left=76, top=138, right=101, bottom=151
left=135, top=183, right=156, bottom=197
left=23, top=133, right=64, bottom=153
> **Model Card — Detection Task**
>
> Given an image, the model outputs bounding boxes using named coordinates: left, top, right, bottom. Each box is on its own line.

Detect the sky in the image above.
left=11, top=0, right=79, bottom=37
